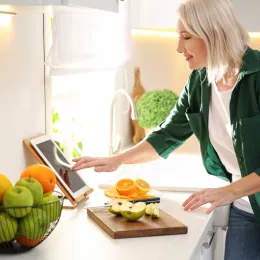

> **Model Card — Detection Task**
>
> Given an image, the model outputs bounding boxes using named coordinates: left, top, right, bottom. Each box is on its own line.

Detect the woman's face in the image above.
left=176, top=19, right=207, bottom=70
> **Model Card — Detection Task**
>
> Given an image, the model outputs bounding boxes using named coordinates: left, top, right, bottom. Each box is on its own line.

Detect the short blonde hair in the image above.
left=177, top=0, right=249, bottom=84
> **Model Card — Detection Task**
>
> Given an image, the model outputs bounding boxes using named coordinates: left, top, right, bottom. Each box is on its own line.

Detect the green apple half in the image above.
left=15, top=178, right=43, bottom=205
left=3, top=186, right=33, bottom=218
left=108, top=200, right=134, bottom=216
left=0, top=212, right=18, bottom=243
left=18, top=208, right=49, bottom=240
left=145, top=203, right=160, bottom=219
left=39, top=193, right=62, bottom=223
left=120, top=202, right=146, bottom=221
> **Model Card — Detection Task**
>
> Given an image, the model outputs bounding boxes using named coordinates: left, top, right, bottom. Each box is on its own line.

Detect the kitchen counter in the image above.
left=1, top=189, right=226, bottom=260
left=1, top=154, right=229, bottom=260
left=97, top=154, right=229, bottom=192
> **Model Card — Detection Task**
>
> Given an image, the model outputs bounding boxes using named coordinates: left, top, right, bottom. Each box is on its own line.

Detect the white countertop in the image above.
left=1, top=155, right=229, bottom=260
left=97, top=154, right=229, bottom=192
left=1, top=190, right=215, bottom=260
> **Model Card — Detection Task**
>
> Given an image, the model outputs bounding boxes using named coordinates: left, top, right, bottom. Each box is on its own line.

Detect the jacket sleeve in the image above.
left=145, top=80, right=193, bottom=159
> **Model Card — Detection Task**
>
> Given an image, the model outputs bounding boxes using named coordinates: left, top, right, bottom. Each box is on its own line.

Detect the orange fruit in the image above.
left=20, top=165, right=56, bottom=193
left=135, top=178, right=151, bottom=195
left=0, top=174, right=12, bottom=203
left=115, top=178, right=137, bottom=196
left=16, top=235, right=42, bottom=247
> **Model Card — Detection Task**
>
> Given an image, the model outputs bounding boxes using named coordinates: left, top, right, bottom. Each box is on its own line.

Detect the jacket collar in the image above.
left=199, top=47, right=260, bottom=128
left=240, top=46, right=260, bottom=76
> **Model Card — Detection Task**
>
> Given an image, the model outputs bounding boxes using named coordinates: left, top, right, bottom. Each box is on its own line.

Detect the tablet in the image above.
left=30, top=135, right=91, bottom=199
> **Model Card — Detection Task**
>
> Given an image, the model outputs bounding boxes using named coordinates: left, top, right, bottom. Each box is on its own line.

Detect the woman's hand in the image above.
left=72, top=156, right=121, bottom=172
left=182, top=185, right=239, bottom=214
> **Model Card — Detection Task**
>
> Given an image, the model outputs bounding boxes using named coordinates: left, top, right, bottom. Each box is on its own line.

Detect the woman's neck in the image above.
left=216, top=69, right=240, bottom=92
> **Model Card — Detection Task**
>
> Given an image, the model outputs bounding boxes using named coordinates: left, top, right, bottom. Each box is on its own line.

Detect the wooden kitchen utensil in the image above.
left=87, top=207, right=188, bottom=239
left=131, top=66, right=146, bottom=145
left=23, top=134, right=93, bottom=209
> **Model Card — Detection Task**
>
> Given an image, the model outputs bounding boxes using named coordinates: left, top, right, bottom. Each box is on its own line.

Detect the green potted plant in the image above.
left=136, top=89, right=179, bottom=135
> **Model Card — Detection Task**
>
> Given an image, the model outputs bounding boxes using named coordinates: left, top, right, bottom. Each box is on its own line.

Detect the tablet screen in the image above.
left=35, top=140, right=86, bottom=193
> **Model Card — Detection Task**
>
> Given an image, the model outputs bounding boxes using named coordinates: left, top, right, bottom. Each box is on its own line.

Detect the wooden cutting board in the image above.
left=87, top=207, right=188, bottom=239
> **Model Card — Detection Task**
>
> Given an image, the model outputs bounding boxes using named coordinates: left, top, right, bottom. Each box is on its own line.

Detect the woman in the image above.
left=73, top=0, right=260, bottom=258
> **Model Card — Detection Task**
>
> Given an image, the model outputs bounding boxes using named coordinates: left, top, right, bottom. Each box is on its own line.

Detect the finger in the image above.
left=205, top=202, right=218, bottom=214
left=72, top=157, right=96, bottom=169
left=187, top=199, right=207, bottom=211
left=94, top=165, right=117, bottom=172
left=182, top=189, right=207, bottom=207
left=72, top=157, right=84, bottom=162
left=73, top=159, right=107, bottom=171
left=183, top=196, right=201, bottom=210
left=72, top=156, right=93, bottom=165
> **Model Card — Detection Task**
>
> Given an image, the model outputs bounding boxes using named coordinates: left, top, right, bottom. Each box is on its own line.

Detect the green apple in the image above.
left=15, top=178, right=43, bottom=205
left=145, top=203, right=154, bottom=215
left=39, top=193, right=62, bottom=223
left=0, top=212, right=18, bottom=242
left=18, top=208, right=49, bottom=240
left=0, top=204, right=5, bottom=212
left=145, top=203, right=160, bottom=218
left=3, top=186, right=33, bottom=218
left=151, top=207, right=160, bottom=219
left=108, top=200, right=133, bottom=216
left=120, top=202, right=146, bottom=221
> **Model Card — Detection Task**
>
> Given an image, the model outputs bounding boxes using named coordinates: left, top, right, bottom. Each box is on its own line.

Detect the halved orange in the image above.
left=115, top=178, right=137, bottom=196
left=135, top=178, right=151, bottom=195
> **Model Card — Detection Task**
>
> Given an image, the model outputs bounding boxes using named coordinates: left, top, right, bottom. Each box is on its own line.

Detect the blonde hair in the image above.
left=177, top=0, right=249, bottom=84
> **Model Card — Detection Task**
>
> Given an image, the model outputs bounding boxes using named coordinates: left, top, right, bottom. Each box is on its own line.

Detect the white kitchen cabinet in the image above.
left=191, top=220, right=226, bottom=260
left=131, top=0, right=260, bottom=32
left=130, top=0, right=179, bottom=29
left=213, top=228, right=227, bottom=260
left=0, top=0, right=119, bottom=13
left=232, top=0, right=260, bottom=32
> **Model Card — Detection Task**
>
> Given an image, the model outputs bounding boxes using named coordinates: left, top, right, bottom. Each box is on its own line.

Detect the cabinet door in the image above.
left=63, top=0, right=119, bottom=12
left=232, top=0, right=260, bottom=32
left=131, top=0, right=179, bottom=29
left=213, top=228, right=227, bottom=260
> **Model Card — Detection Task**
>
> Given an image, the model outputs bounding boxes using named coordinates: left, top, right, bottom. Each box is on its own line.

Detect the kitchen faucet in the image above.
left=109, top=89, right=138, bottom=156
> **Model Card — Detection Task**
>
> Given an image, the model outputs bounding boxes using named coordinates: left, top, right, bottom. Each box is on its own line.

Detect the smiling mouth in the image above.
left=185, top=55, right=193, bottom=61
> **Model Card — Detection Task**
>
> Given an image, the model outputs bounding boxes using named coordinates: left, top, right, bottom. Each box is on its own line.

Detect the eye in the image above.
left=182, top=34, right=191, bottom=40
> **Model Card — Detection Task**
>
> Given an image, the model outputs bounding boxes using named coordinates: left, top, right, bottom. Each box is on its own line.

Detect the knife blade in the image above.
left=104, top=197, right=160, bottom=206
left=84, top=197, right=161, bottom=209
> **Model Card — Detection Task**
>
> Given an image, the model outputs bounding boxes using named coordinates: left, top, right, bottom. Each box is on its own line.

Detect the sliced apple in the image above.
left=151, top=207, right=160, bottom=219
left=145, top=203, right=160, bottom=218
left=145, top=203, right=154, bottom=215
left=120, top=202, right=146, bottom=221
left=108, top=200, right=133, bottom=216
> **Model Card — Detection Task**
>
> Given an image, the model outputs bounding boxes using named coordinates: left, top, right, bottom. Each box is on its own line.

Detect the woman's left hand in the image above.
left=182, top=185, right=239, bottom=214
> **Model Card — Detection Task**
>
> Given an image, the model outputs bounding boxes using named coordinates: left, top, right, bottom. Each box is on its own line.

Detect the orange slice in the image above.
left=135, top=178, right=151, bottom=195
left=115, top=178, right=137, bottom=196
left=104, top=186, right=155, bottom=199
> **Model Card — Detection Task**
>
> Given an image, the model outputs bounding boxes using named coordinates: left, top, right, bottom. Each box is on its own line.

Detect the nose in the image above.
left=177, top=39, right=184, bottom=53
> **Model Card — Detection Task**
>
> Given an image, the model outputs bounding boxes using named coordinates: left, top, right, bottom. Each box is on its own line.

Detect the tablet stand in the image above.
left=23, top=135, right=94, bottom=209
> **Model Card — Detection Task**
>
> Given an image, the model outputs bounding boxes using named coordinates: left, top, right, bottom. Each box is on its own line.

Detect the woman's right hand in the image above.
left=72, top=156, right=121, bottom=172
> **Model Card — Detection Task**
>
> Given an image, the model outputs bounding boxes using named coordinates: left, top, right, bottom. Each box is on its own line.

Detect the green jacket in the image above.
left=146, top=47, right=260, bottom=224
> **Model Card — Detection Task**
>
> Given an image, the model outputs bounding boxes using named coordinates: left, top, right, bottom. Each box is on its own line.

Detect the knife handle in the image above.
left=128, top=197, right=160, bottom=204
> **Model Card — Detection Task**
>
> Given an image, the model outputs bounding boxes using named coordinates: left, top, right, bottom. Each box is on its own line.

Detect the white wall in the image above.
left=0, top=14, right=45, bottom=183
left=128, top=31, right=200, bottom=154
left=126, top=32, right=260, bottom=154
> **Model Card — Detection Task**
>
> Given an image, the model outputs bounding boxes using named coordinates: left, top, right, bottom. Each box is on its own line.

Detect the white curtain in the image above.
left=46, top=1, right=131, bottom=75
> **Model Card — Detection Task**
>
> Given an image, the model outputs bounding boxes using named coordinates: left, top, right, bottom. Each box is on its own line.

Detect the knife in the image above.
left=85, top=197, right=161, bottom=209
left=104, top=197, right=160, bottom=206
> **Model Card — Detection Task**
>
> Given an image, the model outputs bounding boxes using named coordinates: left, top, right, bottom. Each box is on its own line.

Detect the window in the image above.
left=51, top=71, right=117, bottom=161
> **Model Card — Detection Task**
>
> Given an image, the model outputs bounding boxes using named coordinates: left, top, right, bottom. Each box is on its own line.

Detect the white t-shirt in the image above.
left=208, top=81, right=253, bottom=214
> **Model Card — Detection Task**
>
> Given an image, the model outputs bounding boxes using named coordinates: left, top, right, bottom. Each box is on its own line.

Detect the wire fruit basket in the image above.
left=0, top=191, right=64, bottom=254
